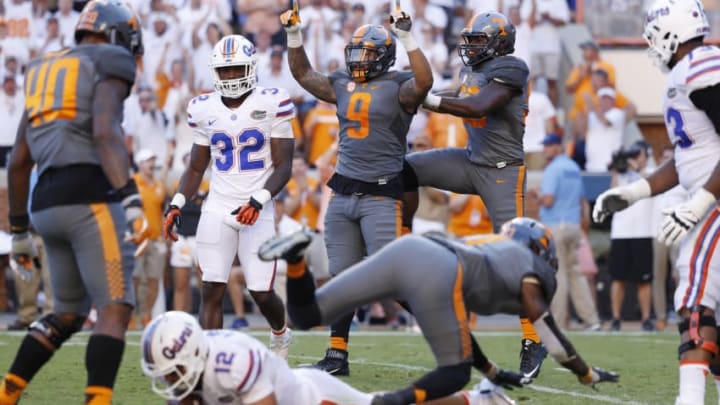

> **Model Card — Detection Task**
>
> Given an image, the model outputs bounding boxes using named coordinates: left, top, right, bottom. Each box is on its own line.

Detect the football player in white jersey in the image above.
left=162, top=35, right=294, bottom=358
left=141, top=311, right=519, bottom=405
left=593, top=1, right=720, bottom=403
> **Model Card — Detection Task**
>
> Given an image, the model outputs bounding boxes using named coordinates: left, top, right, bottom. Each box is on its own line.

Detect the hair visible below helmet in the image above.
left=140, top=311, right=208, bottom=401
left=643, top=0, right=709, bottom=72
left=345, top=24, right=396, bottom=82
left=500, top=217, right=558, bottom=271
left=211, top=34, right=258, bottom=98
left=458, top=11, right=516, bottom=67
left=74, top=0, right=143, bottom=56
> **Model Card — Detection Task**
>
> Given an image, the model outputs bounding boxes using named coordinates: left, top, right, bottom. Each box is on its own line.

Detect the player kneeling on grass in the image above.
left=258, top=218, right=619, bottom=405
left=141, top=311, right=524, bottom=405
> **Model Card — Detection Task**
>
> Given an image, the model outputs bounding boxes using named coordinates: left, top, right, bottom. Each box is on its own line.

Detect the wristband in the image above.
left=170, top=193, right=187, bottom=210
left=397, top=32, right=418, bottom=52
left=9, top=214, right=30, bottom=234
left=252, top=189, right=272, bottom=206
left=112, top=179, right=139, bottom=200
left=424, top=93, right=442, bottom=108
left=286, top=30, right=303, bottom=48
left=625, top=178, right=652, bottom=202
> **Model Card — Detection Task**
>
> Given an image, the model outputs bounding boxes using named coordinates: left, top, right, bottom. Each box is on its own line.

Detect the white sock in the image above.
left=676, top=363, right=708, bottom=405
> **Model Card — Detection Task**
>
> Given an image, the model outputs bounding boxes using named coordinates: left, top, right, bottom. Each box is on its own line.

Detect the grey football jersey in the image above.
left=458, top=56, right=529, bottom=167
left=24, top=44, right=136, bottom=176
left=425, top=233, right=556, bottom=315
left=330, top=71, right=414, bottom=183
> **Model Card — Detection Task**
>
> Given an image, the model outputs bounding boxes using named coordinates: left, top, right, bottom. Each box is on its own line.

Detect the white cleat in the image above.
left=270, top=327, right=293, bottom=360
left=258, top=227, right=314, bottom=262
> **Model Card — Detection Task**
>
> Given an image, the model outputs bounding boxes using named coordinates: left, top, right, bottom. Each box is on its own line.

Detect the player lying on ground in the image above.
left=259, top=218, right=618, bottom=405
left=140, top=311, right=515, bottom=405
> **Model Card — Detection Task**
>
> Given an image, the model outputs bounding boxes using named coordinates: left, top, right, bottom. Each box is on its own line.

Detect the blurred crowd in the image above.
left=0, top=0, right=691, bottom=332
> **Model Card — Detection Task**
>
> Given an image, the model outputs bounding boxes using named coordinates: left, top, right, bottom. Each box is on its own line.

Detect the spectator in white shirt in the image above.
left=35, top=16, right=65, bottom=55
left=524, top=0, right=570, bottom=106
left=508, top=2, right=534, bottom=70
left=55, top=0, right=79, bottom=45
left=0, top=21, right=30, bottom=71
left=0, top=75, right=23, bottom=167
left=191, top=21, right=227, bottom=94
left=523, top=76, right=557, bottom=170
left=123, top=87, right=176, bottom=171
left=580, top=87, right=627, bottom=173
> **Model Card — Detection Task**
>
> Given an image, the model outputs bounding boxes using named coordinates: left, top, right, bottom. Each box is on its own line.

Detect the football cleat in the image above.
left=269, top=327, right=293, bottom=360
left=519, top=339, right=547, bottom=379
left=258, top=227, right=314, bottom=263
left=304, top=348, right=350, bottom=376
left=466, top=378, right=517, bottom=405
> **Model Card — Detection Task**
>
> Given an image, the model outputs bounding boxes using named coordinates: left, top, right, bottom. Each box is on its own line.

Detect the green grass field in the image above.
left=0, top=330, right=706, bottom=404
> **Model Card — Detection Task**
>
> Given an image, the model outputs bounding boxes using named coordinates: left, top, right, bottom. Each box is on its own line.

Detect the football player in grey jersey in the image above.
left=281, top=3, right=432, bottom=375
left=1, top=1, right=143, bottom=404
left=402, top=11, right=546, bottom=378
left=259, top=218, right=618, bottom=405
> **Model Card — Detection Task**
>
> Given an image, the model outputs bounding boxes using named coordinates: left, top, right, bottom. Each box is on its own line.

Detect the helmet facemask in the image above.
left=458, top=32, right=498, bottom=66
left=212, top=63, right=257, bottom=98
left=345, top=45, right=386, bottom=82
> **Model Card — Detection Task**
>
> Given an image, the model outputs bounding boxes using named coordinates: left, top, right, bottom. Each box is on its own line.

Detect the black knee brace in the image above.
left=30, top=314, right=85, bottom=349
left=678, top=306, right=718, bottom=358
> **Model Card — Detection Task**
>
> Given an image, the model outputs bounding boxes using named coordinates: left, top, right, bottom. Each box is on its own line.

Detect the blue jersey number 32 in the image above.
left=211, top=129, right=266, bottom=172
left=666, top=107, right=693, bottom=148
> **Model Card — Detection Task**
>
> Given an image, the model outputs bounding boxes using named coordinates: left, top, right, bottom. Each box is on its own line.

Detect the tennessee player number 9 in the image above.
left=346, top=92, right=371, bottom=139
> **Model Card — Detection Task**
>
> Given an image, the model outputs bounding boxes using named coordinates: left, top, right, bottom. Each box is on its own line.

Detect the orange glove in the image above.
left=163, top=205, right=182, bottom=241
left=232, top=197, right=263, bottom=225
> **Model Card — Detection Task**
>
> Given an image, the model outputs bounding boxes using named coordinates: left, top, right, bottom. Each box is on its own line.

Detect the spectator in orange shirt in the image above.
left=447, top=194, right=493, bottom=237
left=284, top=154, right=322, bottom=229
left=303, top=100, right=339, bottom=165
left=565, top=41, right=616, bottom=121
left=131, top=149, right=168, bottom=327
left=423, top=111, right=468, bottom=149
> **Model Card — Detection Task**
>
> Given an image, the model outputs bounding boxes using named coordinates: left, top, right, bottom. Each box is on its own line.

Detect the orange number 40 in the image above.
left=346, top=92, right=372, bottom=139
left=25, top=54, right=79, bottom=127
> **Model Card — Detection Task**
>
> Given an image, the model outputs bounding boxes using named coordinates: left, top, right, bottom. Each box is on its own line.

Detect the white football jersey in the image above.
left=663, top=45, right=720, bottom=194
left=187, top=88, right=295, bottom=214
left=198, top=330, right=372, bottom=405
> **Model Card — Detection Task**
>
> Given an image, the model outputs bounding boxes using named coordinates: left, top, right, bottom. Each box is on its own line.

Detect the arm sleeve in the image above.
left=690, top=83, right=720, bottom=135
left=489, top=57, right=529, bottom=91
left=94, top=45, right=137, bottom=86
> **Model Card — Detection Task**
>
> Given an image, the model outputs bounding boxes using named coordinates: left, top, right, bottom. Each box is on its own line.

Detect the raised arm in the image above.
left=280, top=7, right=337, bottom=103
left=391, top=11, right=433, bottom=112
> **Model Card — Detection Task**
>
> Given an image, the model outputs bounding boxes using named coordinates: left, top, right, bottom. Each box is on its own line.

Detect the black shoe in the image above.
left=258, top=227, right=314, bottom=263
left=610, top=319, right=621, bottom=331
left=307, top=348, right=350, bottom=376
left=641, top=319, right=655, bottom=332
left=519, top=339, right=547, bottom=379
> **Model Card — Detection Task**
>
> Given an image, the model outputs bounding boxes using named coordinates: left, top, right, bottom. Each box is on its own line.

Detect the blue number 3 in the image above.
left=211, top=129, right=266, bottom=172
left=666, top=107, right=693, bottom=148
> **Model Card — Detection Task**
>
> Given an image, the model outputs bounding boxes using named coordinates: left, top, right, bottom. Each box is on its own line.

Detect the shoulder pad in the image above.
left=686, top=46, right=720, bottom=91
left=186, top=93, right=214, bottom=128
left=485, top=56, right=529, bottom=90
left=92, top=44, right=136, bottom=85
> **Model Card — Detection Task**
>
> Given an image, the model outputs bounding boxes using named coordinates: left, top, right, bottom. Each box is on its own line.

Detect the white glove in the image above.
left=592, top=179, right=651, bottom=223
left=658, top=188, right=717, bottom=246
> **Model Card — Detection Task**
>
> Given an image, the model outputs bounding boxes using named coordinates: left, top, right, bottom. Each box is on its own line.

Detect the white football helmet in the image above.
left=140, top=311, right=208, bottom=401
left=211, top=34, right=258, bottom=98
left=643, top=0, right=710, bottom=72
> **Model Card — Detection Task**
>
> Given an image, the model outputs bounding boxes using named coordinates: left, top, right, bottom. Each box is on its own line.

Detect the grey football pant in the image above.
left=406, top=148, right=526, bottom=232
left=316, top=235, right=473, bottom=367
left=31, top=203, right=136, bottom=315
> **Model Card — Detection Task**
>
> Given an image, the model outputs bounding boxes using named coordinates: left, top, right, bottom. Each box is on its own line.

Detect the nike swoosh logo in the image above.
left=208, top=119, right=216, bottom=126
left=523, top=365, right=540, bottom=379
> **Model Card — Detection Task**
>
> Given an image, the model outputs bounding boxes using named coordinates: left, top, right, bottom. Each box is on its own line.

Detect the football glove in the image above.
left=578, top=366, right=619, bottom=389
left=592, top=178, right=651, bottom=223
left=389, top=8, right=417, bottom=51
left=232, top=189, right=271, bottom=226
left=163, top=205, right=182, bottom=242
left=280, top=2, right=302, bottom=48
left=10, top=231, right=39, bottom=282
left=658, top=188, right=717, bottom=246
left=488, top=367, right=530, bottom=390
left=117, top=180, right=144, bottom=225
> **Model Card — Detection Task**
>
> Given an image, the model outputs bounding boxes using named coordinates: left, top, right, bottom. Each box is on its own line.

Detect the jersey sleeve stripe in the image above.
left=278, top=98, right=292, bottom=107
left=276, top=109, right=294, bottom=118
left=690, top=55, right=720, bottom=68
left=687, top=66, right=720, bottom=84
left=236, top=349, right=257, bottom=392
left=188, top=122, right=198, bottom=127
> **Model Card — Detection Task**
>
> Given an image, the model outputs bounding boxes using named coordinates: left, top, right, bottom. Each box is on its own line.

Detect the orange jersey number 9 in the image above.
left=346, top=92, right=372, bottom=139
left=25, top=54, right=80, bottom=128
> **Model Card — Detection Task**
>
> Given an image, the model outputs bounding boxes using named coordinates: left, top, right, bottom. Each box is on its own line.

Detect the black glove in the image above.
left=579, top=366, right=619, bottom=389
